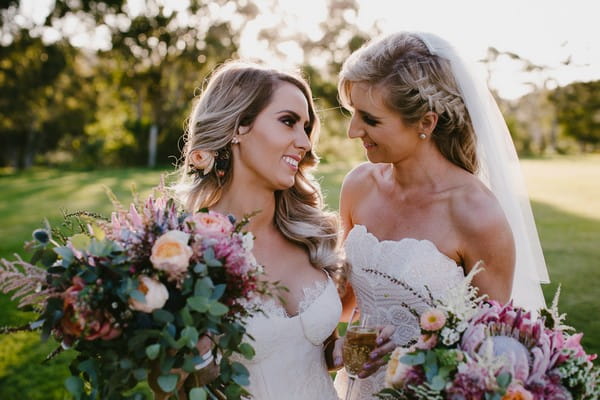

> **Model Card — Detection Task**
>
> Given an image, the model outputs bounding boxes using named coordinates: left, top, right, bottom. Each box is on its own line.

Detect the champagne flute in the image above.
left=342, top=307, right=378, bottom=400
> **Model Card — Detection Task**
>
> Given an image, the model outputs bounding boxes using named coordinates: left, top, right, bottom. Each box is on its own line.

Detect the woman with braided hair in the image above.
left=332, top=32, right=549, bottom=399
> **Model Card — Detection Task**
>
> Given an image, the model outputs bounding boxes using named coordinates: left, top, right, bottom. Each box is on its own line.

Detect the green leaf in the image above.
left=430, top=375, right=446, bottom=391
left=120, top=358, right=133, bottom=369
left=400, top=352, right=426, bottom=366
left=238, top=343, right=255, bottom=359
left=203, top=247, right=222, bottom=267
left=40, top=249, right=58, bottom=267
left=130, top=289, right=146, bottom=303
left=194, top=277, right=214, bottom=297
left=153, top=309, right=175, bottom=324
left=70, top=233, right=91, bottom=250
left=208, top=302, right=229, bottom=316
left=188, top=296, right=210, bottom=312
left=211, top=284, right=227, bottom=300
left=133, top=368, right=147, bottom=381
left=496, top=372, right=512, bottom=388
left=189, top=388, right=208, bottom=400
left=193, top=262, right=207, bottom=275
left=146, top=343, right=161, bottom=360
left=180, top=306, right=194, bottom=326
left=64, top=376, right=84, bottom=396
left=157, top=374, right=179, bottom=393
left=54, top=246, right=74, bottom=266
left=181, top=326, right=199, bottom=349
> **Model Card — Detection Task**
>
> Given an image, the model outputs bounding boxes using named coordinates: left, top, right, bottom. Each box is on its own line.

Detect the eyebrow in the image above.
left=357, top=109, right=381, bottom=121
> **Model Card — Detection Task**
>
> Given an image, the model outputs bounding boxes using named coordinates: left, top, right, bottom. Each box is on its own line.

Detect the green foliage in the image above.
left=550, top=81, right=600, bottom=151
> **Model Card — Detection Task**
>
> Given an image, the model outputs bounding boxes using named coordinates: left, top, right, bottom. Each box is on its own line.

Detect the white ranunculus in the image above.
left=129, top=276, right=169, bottom=313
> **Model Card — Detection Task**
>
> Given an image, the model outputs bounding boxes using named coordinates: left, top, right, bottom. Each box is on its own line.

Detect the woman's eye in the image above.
left=362, top=115, right=379, bottom=126
left=280, top=117, right=295, bottom=127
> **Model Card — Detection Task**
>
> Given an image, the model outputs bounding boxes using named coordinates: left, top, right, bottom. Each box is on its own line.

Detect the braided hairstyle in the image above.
left=338, top=32, right=478, bottom=174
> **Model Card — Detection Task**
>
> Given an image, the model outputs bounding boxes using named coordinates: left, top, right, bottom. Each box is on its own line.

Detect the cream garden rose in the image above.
left=150, top=230, right=193, bottom=280
left=129, top=276, right=169, bottom=313
left=189, top=149, right=215, bottom=175
left=385, top=347, right=413, bottom=388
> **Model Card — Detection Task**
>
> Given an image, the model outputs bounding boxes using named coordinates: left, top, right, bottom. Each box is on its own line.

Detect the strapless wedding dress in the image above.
left=235, top=276, right=341, bottom=400
left=334, top=225, right=465, bottom=400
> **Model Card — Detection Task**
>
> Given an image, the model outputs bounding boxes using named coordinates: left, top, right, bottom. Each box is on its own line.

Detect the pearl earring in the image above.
left=231, top=137, right=240, bottom=144
left=419, top=133, right=427, bottom=140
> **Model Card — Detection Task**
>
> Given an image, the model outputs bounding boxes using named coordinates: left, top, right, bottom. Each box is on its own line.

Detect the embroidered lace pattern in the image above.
left=334, top=225, right=465, bottom=400
left=233, top=276, right=341, bottom=400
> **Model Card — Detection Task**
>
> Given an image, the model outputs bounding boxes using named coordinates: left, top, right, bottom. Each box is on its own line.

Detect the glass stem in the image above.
left=344, top=376, right=356, bottom=400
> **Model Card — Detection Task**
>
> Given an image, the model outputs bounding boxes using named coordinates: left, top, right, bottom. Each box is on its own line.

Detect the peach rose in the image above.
left=129, top=275, right=169, bottom=313
left=502, top=384, right=534, bottom=400
left=189, top=149, right=215, bottom=175
left=150, top=230, right=193, bottom=280
left=385, top=347, right=412, bottom=388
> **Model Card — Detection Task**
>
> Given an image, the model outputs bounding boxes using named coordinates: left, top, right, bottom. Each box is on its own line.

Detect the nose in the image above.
left=294, top=128, right=312, bottom=153
left=347, top=114, right=364, bottom=139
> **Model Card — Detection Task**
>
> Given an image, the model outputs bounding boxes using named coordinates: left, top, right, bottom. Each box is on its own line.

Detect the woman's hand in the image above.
left=331, top=324, right=396, bottom=378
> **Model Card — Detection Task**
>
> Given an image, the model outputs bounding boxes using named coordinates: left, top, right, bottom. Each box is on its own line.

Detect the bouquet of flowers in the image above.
left=377, top=265, right=599, bottom=400
left=0, top=184, right=269, bottom=400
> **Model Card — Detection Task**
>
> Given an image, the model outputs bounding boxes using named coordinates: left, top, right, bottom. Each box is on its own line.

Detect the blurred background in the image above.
left=0, top=0, right=598, bottom=398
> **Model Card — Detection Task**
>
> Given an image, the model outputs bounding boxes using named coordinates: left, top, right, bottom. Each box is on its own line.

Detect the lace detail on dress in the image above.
left=334, top=224, right=465, bottom=400
left=233, top=275, right=341, bottom=400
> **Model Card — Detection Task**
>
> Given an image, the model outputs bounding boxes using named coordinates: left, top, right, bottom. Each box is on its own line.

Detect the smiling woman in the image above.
left=171, top=60, right=351, bottom=399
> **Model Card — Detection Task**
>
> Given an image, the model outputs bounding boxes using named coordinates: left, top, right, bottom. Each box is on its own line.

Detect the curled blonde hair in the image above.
left=339, top=32, right=478, bottom=173
left=176, top=61, right=341, bottom=275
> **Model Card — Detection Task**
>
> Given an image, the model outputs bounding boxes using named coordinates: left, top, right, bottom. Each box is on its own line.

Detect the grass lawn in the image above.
left=0, top=156, right=599, bottom=398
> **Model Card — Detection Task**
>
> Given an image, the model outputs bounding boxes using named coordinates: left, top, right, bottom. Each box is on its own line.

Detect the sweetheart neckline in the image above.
left=348, top=224, right=463, bottom=268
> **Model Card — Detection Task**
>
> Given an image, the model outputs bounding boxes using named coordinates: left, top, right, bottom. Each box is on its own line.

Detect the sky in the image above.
left=17, top=0, right=600, bottom=100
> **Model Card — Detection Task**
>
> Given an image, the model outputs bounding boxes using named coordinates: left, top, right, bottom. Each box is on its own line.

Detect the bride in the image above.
left=332, top=32, right=550, bottom=399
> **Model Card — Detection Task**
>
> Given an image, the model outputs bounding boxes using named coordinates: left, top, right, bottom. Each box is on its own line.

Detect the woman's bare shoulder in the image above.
left=449, top=177, right=510, bottom=237
left=341, top=162, right=382, bottom=190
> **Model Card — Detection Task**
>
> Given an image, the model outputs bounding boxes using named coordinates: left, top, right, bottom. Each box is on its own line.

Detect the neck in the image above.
left=390, top=144, right=459, bottom=191
left=211, top=178, right=277, bottom=235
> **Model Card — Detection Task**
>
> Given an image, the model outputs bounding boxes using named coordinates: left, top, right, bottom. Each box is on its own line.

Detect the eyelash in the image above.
left=281, top=116, right=311, bottom=135
left=361, top=114, right=379, bottom=126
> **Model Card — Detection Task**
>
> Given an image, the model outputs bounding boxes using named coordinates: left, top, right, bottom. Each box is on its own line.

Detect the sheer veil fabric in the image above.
left=415, top=32, right=550, bottom=310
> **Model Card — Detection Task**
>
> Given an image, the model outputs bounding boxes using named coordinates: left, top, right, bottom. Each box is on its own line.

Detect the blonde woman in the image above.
left=332, top=32, right=549, bottom=399
left=172, top=61, right=391, bottom=399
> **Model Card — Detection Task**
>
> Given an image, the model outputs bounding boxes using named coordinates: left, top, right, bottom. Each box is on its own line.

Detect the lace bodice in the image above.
left=234, top=275, right=341, bottom=400
left=334, top=225, right=465, bottom=400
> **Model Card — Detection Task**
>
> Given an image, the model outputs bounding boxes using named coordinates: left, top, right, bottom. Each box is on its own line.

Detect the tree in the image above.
left=550, top=80, right=600, bottom=152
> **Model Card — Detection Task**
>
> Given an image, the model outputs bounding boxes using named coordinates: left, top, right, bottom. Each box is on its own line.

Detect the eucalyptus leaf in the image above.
left=400, top=352, right=426, bottom=366
left=193, top=262, right=207, bottom=275
left=181, top=326, right=199, bottom=348
left=189, top=388, right=208, bottom=400
left=237, top=343, right=255, bottom=359
left=157, top=374, right=179, bottom=393
left=194, top=277, right=214, bottom=297
left=208, top=302, right=229, bottom=316
left=153, top=309, right=175, bottom=324
left=188, top=296, right=210, bottom=312
left=70, top=233, right=91, bottom=250
left=54, top=246, right=74, bottom=266
left=145, top=343, right=161, bottom=360
left=64, top=376, right=84, bottom=396
left=211, top=284, right=227, bottom=300
left=497, top=372, right=512, bottom=388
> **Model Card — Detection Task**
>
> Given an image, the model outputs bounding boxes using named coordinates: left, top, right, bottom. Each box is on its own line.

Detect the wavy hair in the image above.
left=339, top=32, right=478, bottom=174
left=175, top=61, right=341, bottom=276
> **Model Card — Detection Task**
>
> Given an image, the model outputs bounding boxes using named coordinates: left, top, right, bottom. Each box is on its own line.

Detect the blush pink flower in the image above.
left=419, top=308, right=446, bottom=331
left=416, top=333, right=438, bottom=350
left=189, top=149, right=215, bottom=174
left=189, top=211, right=234, bottom=239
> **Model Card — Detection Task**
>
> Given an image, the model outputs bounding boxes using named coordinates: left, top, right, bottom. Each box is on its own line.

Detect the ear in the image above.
left=238, top=125, right=250, bottom=135
left=419, top=111, right=438, bottom=135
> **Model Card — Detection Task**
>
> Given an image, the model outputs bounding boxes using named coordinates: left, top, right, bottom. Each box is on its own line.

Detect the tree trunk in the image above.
left=148, top=123, right=158, bottom=168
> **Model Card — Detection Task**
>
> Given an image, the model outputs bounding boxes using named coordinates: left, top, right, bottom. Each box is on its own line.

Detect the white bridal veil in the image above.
left=415, top=32, right=550, bottom=311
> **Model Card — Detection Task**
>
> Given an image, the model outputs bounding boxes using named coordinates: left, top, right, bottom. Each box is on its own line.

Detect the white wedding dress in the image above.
left=334, top=225, right=465, bottom=400
left=235, top=275, right=342, bottom=400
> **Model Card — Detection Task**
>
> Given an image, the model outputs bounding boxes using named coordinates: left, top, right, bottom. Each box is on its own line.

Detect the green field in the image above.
left=1, top=156, right=599, bottom=399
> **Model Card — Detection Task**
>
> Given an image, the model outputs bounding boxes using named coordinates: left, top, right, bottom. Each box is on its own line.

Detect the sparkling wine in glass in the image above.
left=342, top=308, right=378, bottom=400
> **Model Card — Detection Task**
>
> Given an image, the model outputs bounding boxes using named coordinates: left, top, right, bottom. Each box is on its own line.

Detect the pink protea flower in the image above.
left=419, top=308, right=446, bottom=331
